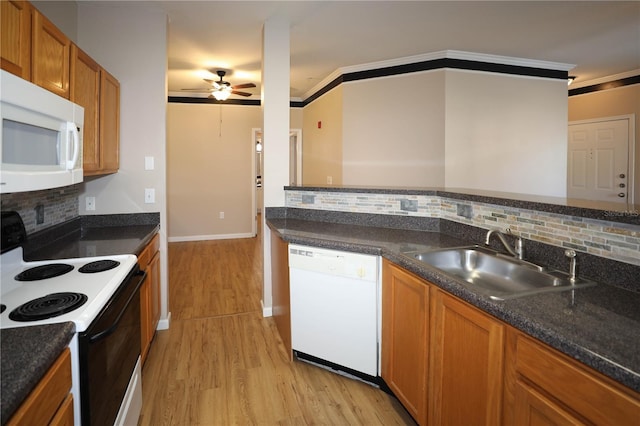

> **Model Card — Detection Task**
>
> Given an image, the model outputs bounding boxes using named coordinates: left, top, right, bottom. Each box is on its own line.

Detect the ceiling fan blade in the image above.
left=203, top=79, right=215, bottom=84
left=181, top=88, right=212, bottom=92
left=231, top=90, right=252, bottom=97
left=232, top=83, right=256, bottom=89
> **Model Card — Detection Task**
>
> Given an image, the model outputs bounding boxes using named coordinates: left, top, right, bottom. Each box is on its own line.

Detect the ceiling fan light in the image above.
left=212, top=90, right=230, bottom=101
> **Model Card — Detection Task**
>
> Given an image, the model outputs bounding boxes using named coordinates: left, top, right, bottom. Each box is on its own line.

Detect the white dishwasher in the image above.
left=289, top=244, right=379, bottom=377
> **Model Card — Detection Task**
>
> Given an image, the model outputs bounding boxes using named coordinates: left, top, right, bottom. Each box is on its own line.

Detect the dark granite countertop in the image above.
left=267, top=216, right=640, bottom=394
left=1, top=323, right=75, bottom=424
left=23, top=213, right=160, bottom=261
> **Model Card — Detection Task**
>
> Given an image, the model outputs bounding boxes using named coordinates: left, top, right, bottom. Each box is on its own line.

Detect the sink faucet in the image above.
left=485, top=229, right=523, bottom=259
left=565, top=250, right=577, bottom=282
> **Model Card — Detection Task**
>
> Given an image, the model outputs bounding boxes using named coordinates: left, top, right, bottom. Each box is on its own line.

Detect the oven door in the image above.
left=78, top=265, right=146, bottom=426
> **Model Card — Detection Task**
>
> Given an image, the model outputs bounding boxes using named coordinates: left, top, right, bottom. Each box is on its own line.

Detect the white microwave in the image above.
left=1, top=70, right=84, bottom=193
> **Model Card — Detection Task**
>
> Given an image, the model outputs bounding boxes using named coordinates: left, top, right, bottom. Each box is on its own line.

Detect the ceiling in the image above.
left=160, top=1, right=640, bottom=101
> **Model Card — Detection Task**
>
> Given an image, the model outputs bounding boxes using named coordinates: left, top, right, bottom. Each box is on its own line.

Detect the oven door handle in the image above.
left=88, top=270, right=147, bottom=343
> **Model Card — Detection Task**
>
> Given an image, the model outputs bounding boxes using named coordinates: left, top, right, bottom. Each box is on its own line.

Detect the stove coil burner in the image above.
left=15, top=264, right=74, bottom=281
left=9, top=292, right=88, bottom=322
left=79, top=259, right=120, bottom=273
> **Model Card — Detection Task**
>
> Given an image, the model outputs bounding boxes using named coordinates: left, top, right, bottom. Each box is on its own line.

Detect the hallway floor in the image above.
left=138, top=230, right=415, bottom=425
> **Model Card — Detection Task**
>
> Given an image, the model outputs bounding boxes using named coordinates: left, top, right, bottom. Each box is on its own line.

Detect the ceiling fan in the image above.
left=181, top=70, right=256, bottom=101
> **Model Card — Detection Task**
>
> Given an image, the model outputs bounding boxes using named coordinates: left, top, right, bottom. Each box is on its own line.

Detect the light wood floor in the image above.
left=139, top=221, right=415, bottom=425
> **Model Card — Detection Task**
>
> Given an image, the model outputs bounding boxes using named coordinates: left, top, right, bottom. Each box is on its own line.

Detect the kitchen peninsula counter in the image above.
left=0, top=322, right=75, bottom=424
left=266, top=211, right=640, bottom=394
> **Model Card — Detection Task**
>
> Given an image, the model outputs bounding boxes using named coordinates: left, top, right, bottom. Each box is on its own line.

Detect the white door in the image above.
left=568, top=117, right=631, bottom=203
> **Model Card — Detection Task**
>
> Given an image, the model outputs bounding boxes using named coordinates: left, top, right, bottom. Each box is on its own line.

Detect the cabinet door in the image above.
left=99, top=69, right=120, bottom=173
left=70, top=44, right=101, bottom=174
left=381, top=260, right=429, bottom=425
left=32, top=9, right=70, bottom=98
left=140, top=276, right=152, bottom=364
left=149, top=250, right=161, bottom=333
left=1, top=0, right=31, bottom=79
left=429, top=288, right=504, bottom=426
left=271, top=232, right=292, bottom=361
left=514, top=380, right=584, bottom=426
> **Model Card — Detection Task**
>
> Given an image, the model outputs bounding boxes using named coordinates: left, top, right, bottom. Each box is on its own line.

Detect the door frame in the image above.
left=568, top=114, right=636, bottom=204
left=251, top=128, right=303, bottom=237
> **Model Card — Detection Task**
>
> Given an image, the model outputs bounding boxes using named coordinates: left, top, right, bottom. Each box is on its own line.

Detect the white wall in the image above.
left=342, top=70, right=446, bottom=187
left=166, top=103, right=262, bottom=240
left=444, top=70, right=568, bottom=196
left=76, top=2, right=170, bottom=325
left=261, top=16, right=290, bottom=315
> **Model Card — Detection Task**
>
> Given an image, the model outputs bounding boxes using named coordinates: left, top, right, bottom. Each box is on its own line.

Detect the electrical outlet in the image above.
left=35, top=204, right=45, bottom=224
left=86, top=197, right=96, bottom=211
left=219, top=211, right=225, bottom=219
left=327, top=176, right=333, bottom=184
left=145, top=188, right=155, bottom=204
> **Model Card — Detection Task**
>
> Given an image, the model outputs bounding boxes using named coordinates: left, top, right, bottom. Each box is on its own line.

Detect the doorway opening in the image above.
left=251, top=128, right=302, bottom=236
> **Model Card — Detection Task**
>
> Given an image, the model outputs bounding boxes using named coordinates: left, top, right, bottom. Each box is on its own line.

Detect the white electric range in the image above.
left=0, top=246, right=137, bottom=331
left=0, top=211, right=144, bottom=426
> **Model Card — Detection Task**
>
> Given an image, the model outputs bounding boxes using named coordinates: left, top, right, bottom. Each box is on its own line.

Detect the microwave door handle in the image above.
left=66, top=121, right=80, bottom=170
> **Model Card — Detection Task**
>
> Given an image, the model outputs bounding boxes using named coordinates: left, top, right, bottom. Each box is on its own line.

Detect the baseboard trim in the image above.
left=168, top=233, right=254, bottom=242
left=261, top=300, right=273, bottom=317
left=157, top=312, right=171, bottom=330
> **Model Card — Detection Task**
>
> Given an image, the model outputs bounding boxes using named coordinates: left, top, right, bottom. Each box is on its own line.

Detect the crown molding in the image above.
left=302, top=50, right=575, bottom=100
left=569, top=69, right=640, bottom=89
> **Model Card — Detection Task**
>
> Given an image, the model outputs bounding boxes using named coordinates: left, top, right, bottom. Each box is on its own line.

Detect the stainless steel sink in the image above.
left=410, top=246, right=596, bottom=300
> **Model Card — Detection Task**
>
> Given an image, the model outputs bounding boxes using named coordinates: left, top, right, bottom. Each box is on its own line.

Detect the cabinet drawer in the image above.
left=7, top=348, right=72, bottom=425
left=515, top=333, right=640, bottom=425
left=138, top=233, right=159, bottom=268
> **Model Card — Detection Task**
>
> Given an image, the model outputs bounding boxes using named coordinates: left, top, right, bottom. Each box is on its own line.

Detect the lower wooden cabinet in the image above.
left=139, top=234, right=161, bottom=364
left=429, top=288, right=504, bottom=426
left=504, top=328, right=640, bottom=426
left=382, top=261, right=640, bottom=426
left=271, top=232, right=292, bottom=361
left=381, top=260, right=429, bottom=425
left=8, top=348, right=73, bottom=426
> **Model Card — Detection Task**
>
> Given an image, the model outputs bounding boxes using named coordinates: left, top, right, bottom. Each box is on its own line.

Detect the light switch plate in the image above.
left=145, top=156, right=155, bottom=170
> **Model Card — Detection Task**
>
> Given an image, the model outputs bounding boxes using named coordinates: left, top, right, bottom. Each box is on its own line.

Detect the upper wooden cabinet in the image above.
left=71, top=45, right=120, bottom=175
left=1, top=0, right=32, bottom=79
left=381, top=260, right=429, bottom=425
left=3, top=1, right=120, bottom=176
left=98, top=69, right=120, bottom=174
left=70, top=45, right=100, bottom=172
left=32, top=8, right=70, bottom=98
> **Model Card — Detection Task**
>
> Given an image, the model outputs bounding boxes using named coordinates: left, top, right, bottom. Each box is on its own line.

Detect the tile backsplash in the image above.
left=1, top=184, right=80, bottom=234
left=286, top=190, right=640, bottom=266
